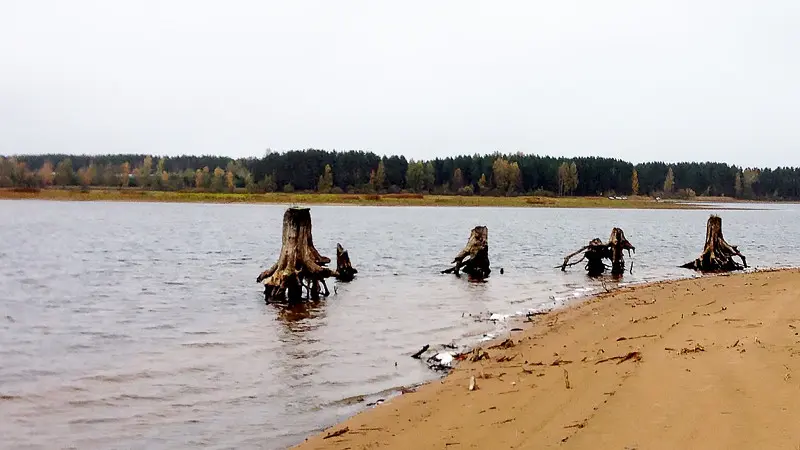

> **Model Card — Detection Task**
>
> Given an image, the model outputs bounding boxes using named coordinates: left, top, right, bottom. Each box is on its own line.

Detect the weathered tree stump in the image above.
left=582, top=238, right=609, bottom=276
left=681, top=215, right=747, bottom=272
left=335, top=243, right=358, bottom=282
left=256, top=207, right=336, bottom=302
left=607, top=227, right=635, bottom=275
left=442, top=226, right=491, bottom=279
left=561, top=228, right=635, bottom=277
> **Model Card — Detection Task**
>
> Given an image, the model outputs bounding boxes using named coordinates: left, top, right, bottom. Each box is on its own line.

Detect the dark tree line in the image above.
left=2, top=150, right=800, bottom=200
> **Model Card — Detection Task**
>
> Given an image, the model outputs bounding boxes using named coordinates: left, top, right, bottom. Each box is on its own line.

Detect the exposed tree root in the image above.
left=681, top=215, right=747, bottom=272
left=561, top=228, right=635, bottom=276
left=256, top=207, right=336, bottom=303
left=335, top=243, right=358, bottom=282
left=442, top=226, right=491, bottom=279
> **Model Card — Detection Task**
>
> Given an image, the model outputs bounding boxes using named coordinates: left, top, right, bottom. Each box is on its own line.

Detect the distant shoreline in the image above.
left=0, top=188, right=747, bottom=209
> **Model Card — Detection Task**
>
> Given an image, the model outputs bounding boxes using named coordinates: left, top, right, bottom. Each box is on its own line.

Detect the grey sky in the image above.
left=2, top=0, right=799, bottom=167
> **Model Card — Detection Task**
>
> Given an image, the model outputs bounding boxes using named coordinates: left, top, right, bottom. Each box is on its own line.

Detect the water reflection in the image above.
left=272, top=300, right=327, bottom=330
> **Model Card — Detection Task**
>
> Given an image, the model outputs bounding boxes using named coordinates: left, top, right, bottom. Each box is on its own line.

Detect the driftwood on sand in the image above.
left=256, top=207, right=336, bottom=302
left=681, top=215, right=747, bottom=272
left=335, top=243, right=358, bottom=282
left=442, top=226, right=491, bottom=279
left=561, top=228, right=635, bottom=276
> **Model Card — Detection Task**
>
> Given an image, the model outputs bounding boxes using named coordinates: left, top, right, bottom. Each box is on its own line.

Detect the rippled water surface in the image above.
left=1, top=200, right=799, bottom=449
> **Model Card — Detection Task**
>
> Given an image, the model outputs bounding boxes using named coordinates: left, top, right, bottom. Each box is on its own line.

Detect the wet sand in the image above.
left=296, top=269, right=800, bottom=450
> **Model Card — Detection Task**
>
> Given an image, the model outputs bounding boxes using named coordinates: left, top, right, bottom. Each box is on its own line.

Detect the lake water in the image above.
left=1, top=200, right=798, bottom=449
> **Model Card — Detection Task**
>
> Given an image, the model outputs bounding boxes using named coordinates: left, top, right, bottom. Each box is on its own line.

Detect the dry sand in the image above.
left=295, top=269, right=800, bottom=450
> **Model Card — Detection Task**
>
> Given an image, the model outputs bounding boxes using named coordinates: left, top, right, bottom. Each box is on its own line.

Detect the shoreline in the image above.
left=0, top=188, right=757, bottom=209
left=295, top=268, right=800, bottom=449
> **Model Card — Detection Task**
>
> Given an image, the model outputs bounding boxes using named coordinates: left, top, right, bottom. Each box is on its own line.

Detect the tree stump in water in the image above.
left=442, top=226, right=491, bottom=279
left=582, top=238, right=608, bottom=276
left=561, top=228, right=635, bottom=277
left=335, top=243, right=358, bottom=282
left=256, top=207, right=336, bottom=302
left=681, top=215, right=747, bottom=272
left=607, top=227, right=635, bottom=275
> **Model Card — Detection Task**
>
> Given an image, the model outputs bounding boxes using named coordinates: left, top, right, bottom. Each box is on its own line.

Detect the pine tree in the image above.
left=631, top=169, right=639, bottom=195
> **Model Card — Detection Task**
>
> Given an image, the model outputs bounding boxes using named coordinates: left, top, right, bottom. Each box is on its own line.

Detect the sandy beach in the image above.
left=295, top=269, right=800, bottom=450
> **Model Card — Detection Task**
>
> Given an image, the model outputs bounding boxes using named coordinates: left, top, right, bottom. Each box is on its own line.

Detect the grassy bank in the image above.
left=0, top=188, right=712, bottom=209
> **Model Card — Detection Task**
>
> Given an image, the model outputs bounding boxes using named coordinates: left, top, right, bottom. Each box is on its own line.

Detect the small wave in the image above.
left=181, top=342, right=240, bottom=348
left=63, top=386, right=88, bottom=392
left=17, top=369, right=59, bottom=378
left=68, top=417, right=123, bottom=425
left=178, top=366, right=212, bottom=374
left=225, top=394, right=259, bottom=406
left=79, top=331, right=130, bottom=340
left=144, top=323, right=176, bottom=330
left=325, top=394, right=366, bottom=407
left=80, top=371, right=159, bottom=383
left=177, top=385, right=212, bottom=395
left=68, top=344, right=95, bottom=351
left=0, top=394, right=24, bottom=401
left=324, top=384, right=416, bottom=409
left=67, top=398, right=115, bottom=407
left=112, top=394, right=164, bottom=401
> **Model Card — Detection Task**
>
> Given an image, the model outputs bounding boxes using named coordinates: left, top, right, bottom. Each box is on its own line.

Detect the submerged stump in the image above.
left=335, top=243, right=358, bottom=282
left=681, top=215, right=747, bottom=272
left=607, top=227, right=635, bottom=275
left=561, top=227, right=635, bottom=277
left=256, top=207, right=336, bottom=302
left=442, top=226, right=491, bottom=279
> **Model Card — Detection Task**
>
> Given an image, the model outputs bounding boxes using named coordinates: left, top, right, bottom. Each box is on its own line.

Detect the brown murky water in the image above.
left=1, top=200, right=797, bottom=449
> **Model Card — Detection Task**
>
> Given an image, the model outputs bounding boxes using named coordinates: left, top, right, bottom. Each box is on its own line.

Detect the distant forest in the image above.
left=1, top=150, right=799, bottom=199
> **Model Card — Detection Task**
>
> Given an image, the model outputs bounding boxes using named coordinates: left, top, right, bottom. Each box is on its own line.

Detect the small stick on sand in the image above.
left=323, top=427, right=349, bottom=439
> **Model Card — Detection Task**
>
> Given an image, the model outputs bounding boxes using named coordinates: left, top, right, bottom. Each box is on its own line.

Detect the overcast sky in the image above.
left=2, top=0, right=799, bottom=167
